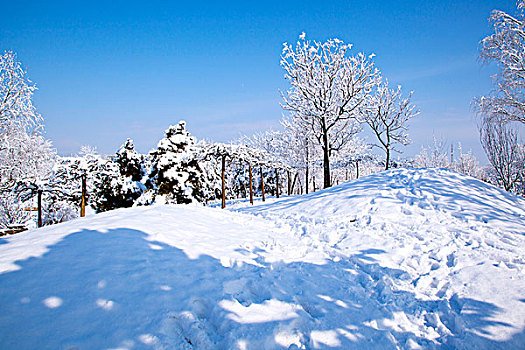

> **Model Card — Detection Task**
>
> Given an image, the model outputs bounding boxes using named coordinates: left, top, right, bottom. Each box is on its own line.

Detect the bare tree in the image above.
left=281, top=33, right=379, bottom=188
left=364, top=80, right=418, bottom=170
left=475, top=1, right=525, bottom=124
left=480, top=117, right=524, bottom=192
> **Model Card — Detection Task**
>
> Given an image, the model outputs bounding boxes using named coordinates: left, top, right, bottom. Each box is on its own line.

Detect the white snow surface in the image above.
left=0, top=168, right=524, bottom=349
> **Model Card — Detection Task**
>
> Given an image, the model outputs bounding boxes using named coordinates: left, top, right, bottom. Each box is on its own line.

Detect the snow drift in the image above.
left=0, top=168, right=524, bottom=349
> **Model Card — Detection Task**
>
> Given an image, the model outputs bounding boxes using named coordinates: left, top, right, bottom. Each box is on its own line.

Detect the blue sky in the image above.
left=0, top=0, right=516, bottom=161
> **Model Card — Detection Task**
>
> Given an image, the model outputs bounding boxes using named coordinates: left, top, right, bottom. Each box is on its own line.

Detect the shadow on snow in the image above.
left=0, top=228, right=523, bottom=349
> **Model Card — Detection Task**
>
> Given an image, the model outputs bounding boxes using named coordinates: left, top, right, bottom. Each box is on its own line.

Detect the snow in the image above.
left=0, top=168, right=524, bottom=349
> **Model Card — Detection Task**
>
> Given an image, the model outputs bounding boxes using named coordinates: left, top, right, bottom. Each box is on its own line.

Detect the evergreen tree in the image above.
left=115, top=138, right=144, bottom=181
left=92, top=140, right=146, bottom=212
left=149, top=121, right=212, bottom=204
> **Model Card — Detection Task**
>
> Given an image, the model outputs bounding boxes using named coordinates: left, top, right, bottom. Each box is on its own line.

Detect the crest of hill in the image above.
left=243, top=168, right=525, bottom=233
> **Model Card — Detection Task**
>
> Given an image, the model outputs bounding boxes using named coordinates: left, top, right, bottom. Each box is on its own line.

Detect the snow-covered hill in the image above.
left=0, top=168, right=524, bottom=349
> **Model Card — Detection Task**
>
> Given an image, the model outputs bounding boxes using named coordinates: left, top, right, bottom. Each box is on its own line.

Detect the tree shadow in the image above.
left=0, top=228, right=523, bottom=349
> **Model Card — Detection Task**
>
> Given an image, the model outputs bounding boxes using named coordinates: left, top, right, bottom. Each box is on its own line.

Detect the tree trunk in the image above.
left=37, top=189, right=42, bottom=228
left=291, top=172, right=298, bottom=194
left=385, top=148, right=390, bottom=170
left=221, top=155, right=226, bottom=208
left=322, top=148, right=331, bottom=188
left=275, top=169, right=280, bottom=198
left=287, top=170, right=291, bottom=195
left=81, top=174, right=86, bottom=217
left=356, top=160, right=360, bottom=179
left=249, top=163, right=253, bottom=205
left=305, top=141, right=309, bottom=194
left=321, top=118, right=331, bottom=188
left=260, top=167, right=265, bottom=202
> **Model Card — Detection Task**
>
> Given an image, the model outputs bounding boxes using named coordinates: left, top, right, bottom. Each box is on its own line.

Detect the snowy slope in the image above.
left=0, top=168, right=524, bottom=349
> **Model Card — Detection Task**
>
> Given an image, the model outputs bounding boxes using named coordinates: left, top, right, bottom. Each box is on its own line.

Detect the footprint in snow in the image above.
left=446, top=253, right=456, bottom=268
left=436, top=282, right=450, bottom=298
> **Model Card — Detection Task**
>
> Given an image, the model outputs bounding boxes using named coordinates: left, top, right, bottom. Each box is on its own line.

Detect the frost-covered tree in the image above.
left=281, top=33, right=379, bottom=188
left=0, top=51, right=41, bottom=134
left=414, top=137, right=450, bottom=168
left=0, top=51, right=55, bottom=228
left=480, top=117, right=524, bottom=192
left=149, top=121, right=215, bottom=204
left=451, top=143, right=481, bottom=178
left=330, top=136, right=371, bottom=182
left=46, top=146, right=103, bottom=216
left=281, top=116, right=319, bottom=193
left=244, top=130, right=294, bottom=196
left=413, top=139, right=483, bottom=179
left=364, top=80, right=418, bottom=170
left=475, top=1, right=525, bottom=124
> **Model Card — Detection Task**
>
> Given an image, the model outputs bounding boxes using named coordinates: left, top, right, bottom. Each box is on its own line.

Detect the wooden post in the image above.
left=81, top=174, right=86, bottom=217
left=356, top=160, right=360, bottom=179
left=260, top=167, right=265, bottom=202
left=221, top=155, right=226, bottom=209
left=249, top=163, right=253, bottom=205
left=275, top=169, right=280, bottom=198
left=37, top=189, right=43, bottom=228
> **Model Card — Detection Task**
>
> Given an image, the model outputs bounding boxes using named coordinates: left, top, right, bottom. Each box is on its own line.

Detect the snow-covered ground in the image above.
left=0, top=168, right=524, bottom=349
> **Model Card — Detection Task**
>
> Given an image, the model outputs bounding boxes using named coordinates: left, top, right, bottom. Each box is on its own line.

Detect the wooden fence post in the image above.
left=221, top=155, right=226, bottom=209
left=249, top=163, right=253, bottom=205
left=37, top=189, right=43, bottom=228
left=81, top=174, right=86, bottom=217
left=275, top=169, right=280, bottom=198
left=260, top=167, right=265, bottom=202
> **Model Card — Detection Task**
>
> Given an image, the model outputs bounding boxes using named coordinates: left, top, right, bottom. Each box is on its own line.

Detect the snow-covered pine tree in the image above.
left=115, top=138, right=144, bottom=181
left=149, top=121, right=212, bottom=204
left=88, top=139, right=147, bottom=212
